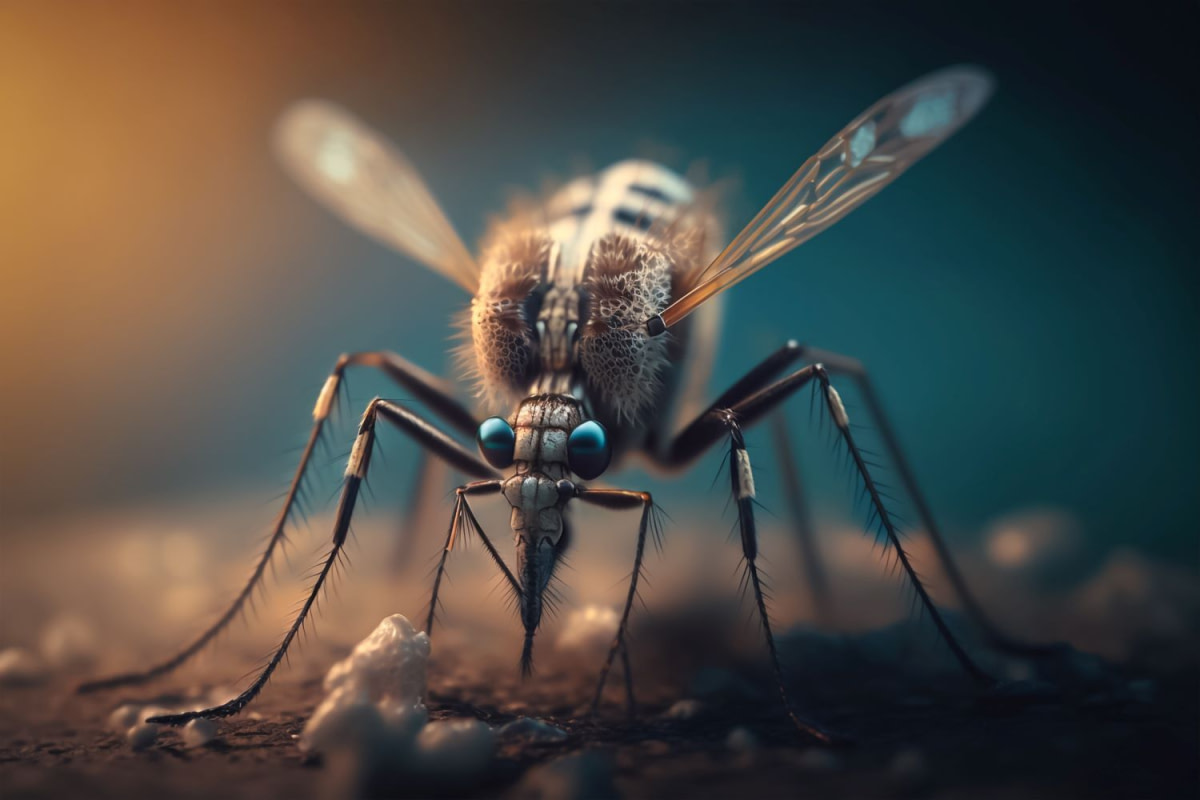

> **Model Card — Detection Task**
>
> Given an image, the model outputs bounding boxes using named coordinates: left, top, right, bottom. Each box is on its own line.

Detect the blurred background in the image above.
left=1, top=0, right=1197, bottom=671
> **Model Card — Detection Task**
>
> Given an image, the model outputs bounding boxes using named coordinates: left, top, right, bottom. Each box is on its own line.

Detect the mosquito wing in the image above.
left=648, top=65, right=994, bottom=334
left=274, top=101, right=479, bottom=293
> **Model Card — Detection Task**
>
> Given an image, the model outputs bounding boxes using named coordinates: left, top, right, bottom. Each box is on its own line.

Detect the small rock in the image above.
left=726, top=726, right=758, bottom=753
left=662, top=699, right=703, bottom=720
left=108, top=704, right=142, bottom=733
left=126, top=723, right=158, bottom=751
left=182, top=718, right=219, bottom=748
left=795, top=747, right=841, bottom=771
left=498, top=717, right=568, bottom=742
left=414, top=719, right=495, bottom=778
left=513, top=750, right=618, bottom=800
left=0, top=648, right=45, bottom=685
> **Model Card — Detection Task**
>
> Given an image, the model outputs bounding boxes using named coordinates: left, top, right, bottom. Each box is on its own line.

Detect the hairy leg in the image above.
left=148, top=398, right=496, bottom=724
left=80, top=351, right=479, bottom=693
left=573, top=487, right=658, bottom=718
left=651, top=339, right=1045, bottom=656
left=424, top=480, right=520, bottom=637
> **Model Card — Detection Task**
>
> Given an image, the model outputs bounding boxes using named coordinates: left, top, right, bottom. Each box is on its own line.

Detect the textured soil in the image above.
left=2, top=622, right=1196, bottom=800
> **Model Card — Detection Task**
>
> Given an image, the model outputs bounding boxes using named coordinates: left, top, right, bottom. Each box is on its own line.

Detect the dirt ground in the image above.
left=2, top=618, right=1196, bottom=800
left=2, top=501, right=1197, bottom=799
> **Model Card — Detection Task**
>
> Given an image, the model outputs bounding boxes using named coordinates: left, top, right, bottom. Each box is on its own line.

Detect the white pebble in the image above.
left=497, top=717, right=568, bottom=742
left=662, top=699, right=703, bottom=720
left=415, top=719, right=496, bottom=777
left=0, top=648, right=45, bottom=685
left=127, top=722, right=158, bottom=751
left=108, top=704, right=142, bottom=733
left=182, top=718, right=219, bottom=748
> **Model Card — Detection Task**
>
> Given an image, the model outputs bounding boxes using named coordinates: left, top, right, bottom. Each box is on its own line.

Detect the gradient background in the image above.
left=1, top=0, right=1196, bottom=586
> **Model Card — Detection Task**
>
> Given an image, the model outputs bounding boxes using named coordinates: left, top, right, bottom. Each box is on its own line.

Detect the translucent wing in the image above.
left=650, top=65, right=994, bottom=333
left=274, top=101, right=479, bottom=293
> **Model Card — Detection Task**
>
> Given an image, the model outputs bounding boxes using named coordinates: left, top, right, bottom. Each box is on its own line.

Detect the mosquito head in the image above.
left=475, top=394, right=613, bottom=673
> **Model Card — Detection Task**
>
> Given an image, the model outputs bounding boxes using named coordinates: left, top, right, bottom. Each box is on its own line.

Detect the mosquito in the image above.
left=81, top=65, right=1044, bottom=742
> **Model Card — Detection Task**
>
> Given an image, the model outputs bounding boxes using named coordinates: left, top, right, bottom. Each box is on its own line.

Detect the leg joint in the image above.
left=345, top=398, right=381, bottom=479
left=707, top=407, right=747, bottom=448
left=359, top=396, right=383, bottom=432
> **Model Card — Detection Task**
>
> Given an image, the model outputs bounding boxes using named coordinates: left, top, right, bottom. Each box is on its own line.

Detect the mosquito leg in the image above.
left=424, top=480, right=518, bottom=638
left=723, top=411, right=839, bottom=742
left=649, top=355, right=993, bottom=724
left=649, top=339, right=1045, bottom=658
left=75, top=419, right=328, bottom=693
left=336, top=351, right=478, bottom=437
left=574, top=487, right=655, bottom=717
left=770, top=413, right=834, bottom=626
left=78, top=352, right=478, bottom=694
left=619, top=641, right=637, bottom=719
left=690, top=362, right=994, bottom=685
left=809, top=367, right=994, bottom=685
left=801, top=347, right=1053, bottom=657
left=147, top=399, right=497, bottom=724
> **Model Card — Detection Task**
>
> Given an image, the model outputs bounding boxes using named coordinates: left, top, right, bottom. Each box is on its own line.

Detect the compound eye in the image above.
left=476, top=417, right=516, bottom=469
left=567, top=420, right=611, bottom=480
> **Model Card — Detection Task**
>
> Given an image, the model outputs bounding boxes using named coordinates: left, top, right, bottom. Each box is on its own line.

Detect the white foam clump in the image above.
left=301, top=613, right=431, bottom=753
left=300, top=614, right=496, bottom=789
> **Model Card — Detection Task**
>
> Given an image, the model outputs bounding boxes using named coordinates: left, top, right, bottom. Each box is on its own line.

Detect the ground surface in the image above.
left=2, top=624, right=1196, bottom=800
left=3, top=499, right=1197, bottom=798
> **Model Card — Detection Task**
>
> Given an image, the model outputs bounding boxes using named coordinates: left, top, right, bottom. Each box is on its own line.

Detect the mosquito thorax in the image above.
left=510, top=395, right=583, bottom=475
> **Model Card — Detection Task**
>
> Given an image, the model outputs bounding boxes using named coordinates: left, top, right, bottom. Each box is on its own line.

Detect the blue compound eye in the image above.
left=567, top=420, right=611, bottom=480
left=476, top=417, right=516, bottom=469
